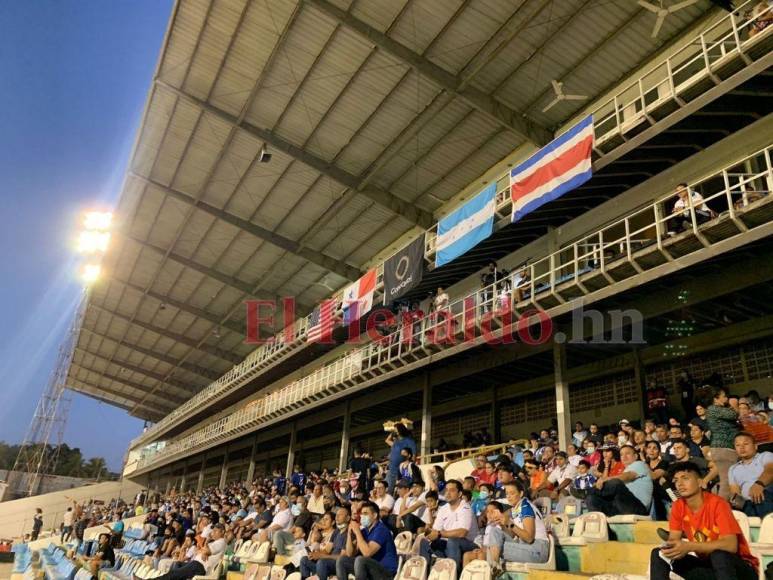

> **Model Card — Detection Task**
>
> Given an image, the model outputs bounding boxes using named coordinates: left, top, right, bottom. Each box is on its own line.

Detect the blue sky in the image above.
left=0, top=0, right=173, bottom=471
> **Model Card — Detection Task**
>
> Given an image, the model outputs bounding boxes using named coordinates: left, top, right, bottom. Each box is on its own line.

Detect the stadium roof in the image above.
left=66, top=0, right=716, bottom=421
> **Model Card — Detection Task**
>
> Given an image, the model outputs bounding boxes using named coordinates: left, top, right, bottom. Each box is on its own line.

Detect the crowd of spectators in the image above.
left=31, top=378, right=773, bottom=580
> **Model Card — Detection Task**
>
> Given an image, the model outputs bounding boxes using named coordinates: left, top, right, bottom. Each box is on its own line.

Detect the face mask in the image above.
left=337, top=523, right=347, bottom=531
left=618, top=436, right=627, bottom=445
left=360, top=514, right=372, bottom=528
left=478, top=491, right=488, bottom=500
left=291, top=505, right=301, bottom=516
left=587, top=447, right=595, bottom=454
left=769, top=401, right=773, bottom=410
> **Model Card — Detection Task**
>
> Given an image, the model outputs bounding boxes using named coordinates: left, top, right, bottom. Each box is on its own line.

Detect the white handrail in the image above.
left=129, top=144, right=773, bottom=473
left=131, top=0, right=769, bottom=450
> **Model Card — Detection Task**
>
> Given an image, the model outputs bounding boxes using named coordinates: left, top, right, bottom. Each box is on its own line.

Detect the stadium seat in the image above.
left=395, top=556, right=427, bottom=580
left=428, top=557, right=456, bottom=580
left=458, top=559, right=491, bottom=580
left=394, top=531, right=414, bottom=555
left=247, top=541, right=270, bottom=564
left=503, top=534, right=557, bottom=572
left=533, top=497, right=552, bottom=517
left=559, top=512, right=609, bottom=546
left=545, top=513, right=570, bottom=539
left=734, top=510, right=753, bottom=544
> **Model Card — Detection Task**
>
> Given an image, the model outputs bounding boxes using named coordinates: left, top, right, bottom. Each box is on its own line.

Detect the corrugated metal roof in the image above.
left=66, top=0, right=717, bottom=420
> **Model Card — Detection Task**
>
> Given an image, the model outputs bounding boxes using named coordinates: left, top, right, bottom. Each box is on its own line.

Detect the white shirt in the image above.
left=567, top=454, right=582, bottom=467
left=63, top=511, right=74, bottom=526
left=374, top=494, right=395, bottom=512
left=404, top=495, right=427, bottom=522
left=307, top=495, right=325, bottom=515
left=208, top=538, right=226, bottom=559
left=674, top=191, right=709, bottom=216
left=432, top=500, right=478, bottom=542
left=272, top=508, right=293, bottom=531
left=392, top=496, right=405, bottom=515
left=548, top=463, right=578, bottom=485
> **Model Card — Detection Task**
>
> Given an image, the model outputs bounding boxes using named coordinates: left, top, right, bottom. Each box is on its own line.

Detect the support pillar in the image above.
left=285, top=423, right=297, bottom=480
left=338, top=400, right=352, bottom=474
left=164, top=478, right=171, bottom=497
left=632, top=346, right=647, bottom=423
left=490, top=386, right=501, bottom=444
left=218, top=451, right=229, bottom=489
left=196, top=456, right=206, bottom=494
left=179, top=464, right=187, bottom=493
left=420, top=373, right=432, bottom=458
left=246, top=436, right=258, bottom=484
left=554, top=342, right=571, bottom=451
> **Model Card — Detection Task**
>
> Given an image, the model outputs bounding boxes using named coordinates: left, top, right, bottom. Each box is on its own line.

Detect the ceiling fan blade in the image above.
left=652, top=13, right=667, bottom=37
left=551, top=79, right=562, bottom=94
left=637, top=0, right=662, bottom=14
left=564, top=95, right=588, bottom=101
left=542, top=96, right=562, bottom=113
left=669, top=0, right=699, bottom=12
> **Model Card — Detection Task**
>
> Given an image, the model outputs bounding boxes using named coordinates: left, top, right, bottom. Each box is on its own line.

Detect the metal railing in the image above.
left=129, top=0, right=770, bottom=452
left=127, top=143, right=773, bottom=475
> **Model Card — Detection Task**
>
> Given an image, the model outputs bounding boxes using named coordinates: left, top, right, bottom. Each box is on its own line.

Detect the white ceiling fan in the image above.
left=638, top=0, right=701, bottom=38
left=542, top=80, right=588, bottom=113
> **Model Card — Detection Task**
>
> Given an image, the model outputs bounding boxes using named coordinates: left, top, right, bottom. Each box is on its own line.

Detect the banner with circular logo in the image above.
left=383, top=233, right=425, bottom=305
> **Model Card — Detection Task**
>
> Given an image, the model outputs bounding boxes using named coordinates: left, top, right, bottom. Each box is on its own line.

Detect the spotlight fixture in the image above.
left=212, top=327, right=222, bottom=338
left=258, top=145, right=272, bottom=163
left=159, top=302, right=167, bottom=311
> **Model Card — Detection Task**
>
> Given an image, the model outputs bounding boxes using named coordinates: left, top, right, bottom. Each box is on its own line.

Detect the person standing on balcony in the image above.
left=385, top=423, right=416, bottom=494
left=667, top=183, right=714, bottom=234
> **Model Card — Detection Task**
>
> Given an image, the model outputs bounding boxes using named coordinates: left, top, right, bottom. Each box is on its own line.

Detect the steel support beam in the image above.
left=70, top=363, right=187, bottom=407
left=285, top=422, right=297, bottom=481
left=132, top=174, right=363, bottom=281
left=80, top=327, right=219, bottom=381
left=246, top=436, right=258, bottom=484
left=69, top=379, right=170, bottom=418
left=75, top=346, right=196, bottom=397
left=90, top=304, right=242, bottom=365
left=155, top=81, right=434, bottom=230
left=114, top=276, right=245, bottom=336
left=303, top=0, right=551, bottom=147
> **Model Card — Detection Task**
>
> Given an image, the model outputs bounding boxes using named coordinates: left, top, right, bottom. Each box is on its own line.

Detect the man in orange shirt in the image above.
left=650, top=462, right=758, bottom=579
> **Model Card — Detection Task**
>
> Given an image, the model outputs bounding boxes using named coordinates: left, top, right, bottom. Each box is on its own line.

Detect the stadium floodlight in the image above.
left=82, top=263, right=102, bottom=284
left=77, top=230, right=111, bottom=253
left=84, top=211, right=112, bottom=231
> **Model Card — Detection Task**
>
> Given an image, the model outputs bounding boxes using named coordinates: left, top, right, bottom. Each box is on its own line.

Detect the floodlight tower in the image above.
left=11, top=295, right=86, bottom=496
left=10, top=210, right=111, bottom=497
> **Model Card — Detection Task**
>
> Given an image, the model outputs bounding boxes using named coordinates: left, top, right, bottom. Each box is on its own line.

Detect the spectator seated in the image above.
left=502, top=534, right=556, bottom=573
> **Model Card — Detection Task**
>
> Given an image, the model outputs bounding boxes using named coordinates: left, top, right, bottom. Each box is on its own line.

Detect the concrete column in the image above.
left=285, top=423, right=297, bottom=480
left=338, top=400, right=352, bottom=474
left=179, top=463, right=188, bottom=493
left=632, top=346, right=648, bottom=423
left=246, top=437, right=258, bottom=484
left=490, top=386, right=501, bottom=444
left=420, top=373, right=432, bottom=458
left=218, top=451, right=229, bottom=489
left=554, top=342, right=571, bottom=451
left=164, top=479, right=172, bottom=497
left=196, top=456, right=206, bottom=494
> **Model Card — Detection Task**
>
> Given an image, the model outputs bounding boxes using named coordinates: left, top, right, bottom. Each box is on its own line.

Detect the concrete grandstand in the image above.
left=16, top=0, right=773, bottom=578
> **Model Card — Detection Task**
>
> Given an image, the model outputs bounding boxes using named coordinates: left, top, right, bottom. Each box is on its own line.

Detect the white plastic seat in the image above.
left=396, top=555, right=427, bottom=580
left=244, top=562, right=272, bottom=580
left=559, top=511, right=609, bottom=546
left=458, top=559, right=491, bottom=580
left=395, top=531, right=414, bottom=555
left=193, top=560, right=225, bottom=580
left=428, top=557, right=456, bottom=580
left=533, top=497, right=552, bottom=517
left=546, top=513, right=570, bottom=539
left=503, top=534, right=556, bottom=572
left=248, top=541, right=270, bottom=564
left=733, top=510, right=753, bottom=544
left=285, top=572, right=301, bottom=580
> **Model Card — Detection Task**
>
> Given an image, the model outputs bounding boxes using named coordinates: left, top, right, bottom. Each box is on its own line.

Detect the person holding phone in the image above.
left=649, top=462, right=757, bottom=579
left=336, top=501, right=397, bottom=580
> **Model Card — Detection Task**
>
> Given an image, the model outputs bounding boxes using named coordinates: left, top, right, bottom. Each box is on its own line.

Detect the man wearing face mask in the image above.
left=337, top=501, right=398, bottom=580
left=300, top=507, right=351, bottom=580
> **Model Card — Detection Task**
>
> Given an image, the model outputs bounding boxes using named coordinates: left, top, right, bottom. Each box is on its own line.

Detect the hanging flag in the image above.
left=511, top=115, right=594, bottom=223
left=342, top=269, right=377, bottom=325
left=383, top=234, right=425, bottom=305
left=307, top=299, right=336, bottom=343
left=435, top=183, right=497, bottom=268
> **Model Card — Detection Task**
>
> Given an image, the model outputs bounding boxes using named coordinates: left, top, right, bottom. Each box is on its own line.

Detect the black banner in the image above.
left=383, top=234, right=425, bottom=305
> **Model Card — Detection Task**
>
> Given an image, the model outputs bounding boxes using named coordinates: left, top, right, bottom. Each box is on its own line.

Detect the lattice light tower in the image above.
left=11, top=292, right=87, bottom=497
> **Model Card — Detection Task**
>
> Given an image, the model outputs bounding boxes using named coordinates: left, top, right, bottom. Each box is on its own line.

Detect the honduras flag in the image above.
left=435, top=182, right=497, bottom=268
left=511, top=115, right=594, bottom=223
